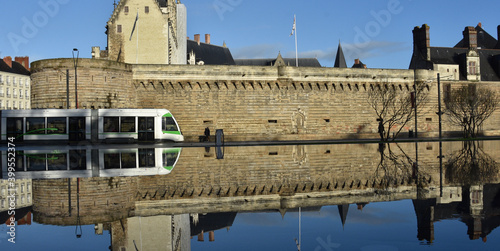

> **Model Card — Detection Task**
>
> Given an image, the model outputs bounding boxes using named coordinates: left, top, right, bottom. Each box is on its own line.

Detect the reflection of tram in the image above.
left=1, top=147, right=182, bottom=179
left=0, top=109, right=184, bottom=143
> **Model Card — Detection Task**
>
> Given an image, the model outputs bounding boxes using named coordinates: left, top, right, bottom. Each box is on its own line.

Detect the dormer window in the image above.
left=469, top=61, right=477, bottom=75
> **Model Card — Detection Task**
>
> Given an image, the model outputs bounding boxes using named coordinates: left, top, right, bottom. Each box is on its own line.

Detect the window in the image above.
left=6, top=76, right=10, bottom=85
left=469, top=61, right=477, bottom=75
left=117, top=24, right=122, bottom=33
left=124, top=6, right=129, bottom=14
left=145, top=6, right=149, bottom=13
left=13, top=88, right=17, bottom=98
left=13, top=101, right=16, bottom=109
left=26, top=117, right=46, bottom=134
left=120, top=117, right=136, bottom=132
left=0, top=100, right=3, bottom=109
left=6, top=88, right=10, bottom=97
left=13, top=77, right=16, bottom=86
left=0, top=75, right=3, bottom=83
left=19, top=89, right=23, bottom=98
left=162, top=116, right=178, bottom=132
left=0, top=87, right=4, bottom=97
left=25, top=90, right=29, bottom=99
left=47, top=117, right=67, bottom=134
left=104, top=117, right=119, bottom=132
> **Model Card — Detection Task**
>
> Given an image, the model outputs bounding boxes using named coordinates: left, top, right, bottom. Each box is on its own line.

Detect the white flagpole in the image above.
left=136, top=8, right=139, bottom=64
left=294, top=14, right=298, bottom=67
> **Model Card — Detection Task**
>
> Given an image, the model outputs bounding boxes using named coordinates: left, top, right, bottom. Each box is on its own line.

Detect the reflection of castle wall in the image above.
left=31, top=141, right=500, bottom=224
left=33, top=177, right=137, bottom=225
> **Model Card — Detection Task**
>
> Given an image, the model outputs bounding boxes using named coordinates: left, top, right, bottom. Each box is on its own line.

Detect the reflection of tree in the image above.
left=375, top=143, right=421, bottom=188
left=445, top=141, right=499, bottom=185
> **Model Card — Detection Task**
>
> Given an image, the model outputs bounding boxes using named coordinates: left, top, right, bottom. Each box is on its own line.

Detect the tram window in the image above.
left=162, top=117, right=178, bottom=131
left=104, top=117, right=119, bottom=132
left=47, top=117, right=67, bottom=134
left=26, top=117, right=46, bottom=134
left=69, top=150, right=87, bottom=170
left=104, top=153, right=120, bottom=169
left=26, top=154, right=47, bottom=171
left=121, top=153, right=137, bottom=169
left=139, top=149, right=155, bottom=167
left=163, top=151, right=179, bottom=167
left=47, top=154, right=67, bottom=170
left=7, top=118, right=23, bottom=135
left=121, top=117, right=136, bottom=132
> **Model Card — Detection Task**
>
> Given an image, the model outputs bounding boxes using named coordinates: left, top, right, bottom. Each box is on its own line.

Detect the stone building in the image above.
left=0, top=56, right=31, bottom=110
left=30, top=1, right=500, bottom=142
left=93, top=0, right=187, bottom=65
left=410, top=23, right=500, bottom=81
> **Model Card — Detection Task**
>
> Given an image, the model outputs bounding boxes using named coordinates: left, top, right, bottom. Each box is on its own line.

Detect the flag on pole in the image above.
left=129, top=11, right=139, bottom=41
left=290, top=15, right=296, bottom=37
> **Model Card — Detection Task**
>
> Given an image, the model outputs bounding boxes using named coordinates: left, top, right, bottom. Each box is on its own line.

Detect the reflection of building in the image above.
left=0, top=179, right=32, bottom=213
left=191, top=212, right=237, bottom=242
left=0, top=56, right=30, bottom=110
left=413, top=184, right=500, bottom=243
left=108, top=214, right=191, bottom=251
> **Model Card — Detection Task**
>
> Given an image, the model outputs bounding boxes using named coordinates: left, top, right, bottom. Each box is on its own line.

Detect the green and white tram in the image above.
left=0, top=109, right=184, bottom=143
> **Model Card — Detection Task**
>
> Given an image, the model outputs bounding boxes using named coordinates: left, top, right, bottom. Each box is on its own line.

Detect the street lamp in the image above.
left=72, top=48, right=79, bottom=109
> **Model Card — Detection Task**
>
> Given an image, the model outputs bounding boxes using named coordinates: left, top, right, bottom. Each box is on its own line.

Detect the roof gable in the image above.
left=454, top=25, right=498, bottom=49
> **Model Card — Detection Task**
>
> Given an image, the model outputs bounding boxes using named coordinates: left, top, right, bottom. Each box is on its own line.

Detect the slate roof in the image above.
left=234, top=58, right=322, bottom=67
left=156, top=0, right=168, bottom=7
left=429, top=47, right=500, bottom=81
left=0, top=59, right=30, bottom=75
left=455, top=25, right=498, bottom=49
left=334, top=42, right=347, bottom=68
left=187, top=40, right=235, bottom=65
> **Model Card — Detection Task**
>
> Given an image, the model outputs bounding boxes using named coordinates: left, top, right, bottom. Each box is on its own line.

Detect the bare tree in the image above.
left=444, top=85, right=499, bottom=138
left=445, top=141, right=498, bottom=185
left=367, top=82, right=429, bottom=141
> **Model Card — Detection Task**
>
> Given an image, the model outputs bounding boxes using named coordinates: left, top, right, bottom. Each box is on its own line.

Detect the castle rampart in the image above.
left=30, top=59, right=500, bottom=141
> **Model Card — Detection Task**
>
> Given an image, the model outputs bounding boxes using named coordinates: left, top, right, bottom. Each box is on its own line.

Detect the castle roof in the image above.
left=334, top=42, right=347, bottom=68
left=454, top=24, right=498, bottom=49
left=187, top=40, right=235, bottom=65
left=234, top=58, right=321, bottom=67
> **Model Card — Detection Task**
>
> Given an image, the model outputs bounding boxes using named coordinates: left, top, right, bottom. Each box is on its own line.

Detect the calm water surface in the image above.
left=1, top=141, right=499, bottom=250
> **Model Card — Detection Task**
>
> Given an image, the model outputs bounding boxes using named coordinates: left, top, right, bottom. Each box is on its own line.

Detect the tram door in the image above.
left=69, top=117, right=86, bottom=141
left=138, top=117, right=155, bottom=141
left=6, top=118, right=24, bottom=142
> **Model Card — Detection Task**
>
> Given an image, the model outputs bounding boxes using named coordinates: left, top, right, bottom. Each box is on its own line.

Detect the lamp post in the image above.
left=72, top=48, right=79, bottom=109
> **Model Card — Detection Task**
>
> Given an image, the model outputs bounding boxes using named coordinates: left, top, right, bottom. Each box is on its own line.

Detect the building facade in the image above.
left=93, top=0, right=187, bottom=65
left=0, top=57, right=31, bottom=110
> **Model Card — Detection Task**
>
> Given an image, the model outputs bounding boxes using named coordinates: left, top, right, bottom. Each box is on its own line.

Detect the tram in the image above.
left=0, top=109, right=184, bottom=143
left=1, top=146, right=182, bottom=179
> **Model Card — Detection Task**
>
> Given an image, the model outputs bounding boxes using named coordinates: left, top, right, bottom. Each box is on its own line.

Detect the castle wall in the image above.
left=30, top=59, right=500, bottom=141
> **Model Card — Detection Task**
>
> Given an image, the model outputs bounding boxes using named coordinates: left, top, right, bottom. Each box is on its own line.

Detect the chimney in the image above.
left=412, top=24, right=431, bottom=61
left=3, top=56, right=12, bottom=68
left=209, top=231, right=215, bottom=242
left=463, top=26, right=478, bottom=50
left=354, top=59, right=360, bottom=65
left=197, top=232, right=204, bottom=242
left=205, top=34, right=211, bottom=44
left=496, top=25, right=500, bottom=49
left=478, top=22, right=482, bottom=28
left=194, top=34, right=200, bottom=45
left=15, top=56, right=30, bottom=71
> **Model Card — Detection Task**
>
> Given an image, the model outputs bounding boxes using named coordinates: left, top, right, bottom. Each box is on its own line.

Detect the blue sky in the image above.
left=0, top=0, right=498, bottom=69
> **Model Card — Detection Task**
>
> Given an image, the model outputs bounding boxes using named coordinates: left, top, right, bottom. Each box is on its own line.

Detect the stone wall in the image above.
left=30, top=59, right=500, bottom=141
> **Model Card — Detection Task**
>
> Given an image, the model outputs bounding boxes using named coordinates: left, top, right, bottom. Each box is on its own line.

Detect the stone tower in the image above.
left=102, top=0, right=187, bottom=64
